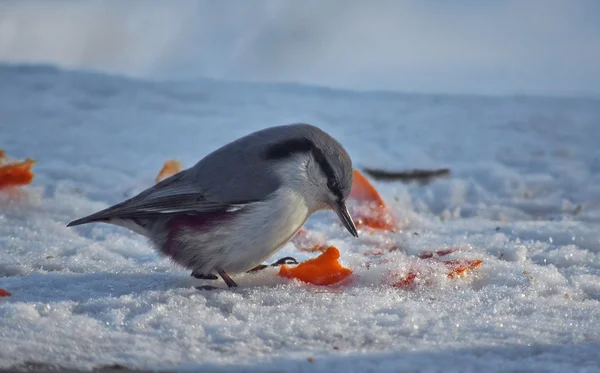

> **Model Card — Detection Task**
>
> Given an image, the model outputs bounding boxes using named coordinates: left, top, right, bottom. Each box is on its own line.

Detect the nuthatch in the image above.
left=68, top=123, right=358, bottom=288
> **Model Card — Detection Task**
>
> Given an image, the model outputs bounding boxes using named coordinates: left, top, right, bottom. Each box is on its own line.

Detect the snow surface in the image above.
left=1, top=64, right=600, bottom=372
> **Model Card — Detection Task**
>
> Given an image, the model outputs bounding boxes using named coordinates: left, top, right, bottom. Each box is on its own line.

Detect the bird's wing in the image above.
left=67, top=170, right=255, bottom=227
left=68, top=128, right=290, bottom=227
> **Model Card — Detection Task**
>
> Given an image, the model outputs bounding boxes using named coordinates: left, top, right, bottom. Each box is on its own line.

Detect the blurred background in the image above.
left=0, top=0, right=599, bottom=96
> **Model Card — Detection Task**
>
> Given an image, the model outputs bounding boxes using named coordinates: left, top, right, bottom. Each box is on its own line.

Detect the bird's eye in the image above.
left=327, top=179, right=338, bottom=190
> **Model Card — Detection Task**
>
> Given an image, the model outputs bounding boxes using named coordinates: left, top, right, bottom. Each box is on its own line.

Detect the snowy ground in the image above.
left=1, top=64, right=600, bottom=372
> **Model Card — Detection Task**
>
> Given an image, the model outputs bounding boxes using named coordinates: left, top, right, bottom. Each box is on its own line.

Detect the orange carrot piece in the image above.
left=0, top=150, right=36, bottom=189
left=353, top=214, right=397, bottom=232
left=279, top=246, right=352, bottom=286
left=393, top=258, right=483, bottom=288
left=394, top=272, right=419, bottom=288
left=156, top=159, right=183, bottom=183
left=350, top=169, right=386, bottom=206
left=445, top=259, right=483, bottom=278
left=348, top=169, right=398, bottom=232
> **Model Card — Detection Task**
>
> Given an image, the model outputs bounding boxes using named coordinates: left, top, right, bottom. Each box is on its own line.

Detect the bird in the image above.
left=67, top=123, right=359, bottom=288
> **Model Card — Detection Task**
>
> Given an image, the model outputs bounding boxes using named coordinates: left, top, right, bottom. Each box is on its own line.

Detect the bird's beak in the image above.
left=332, top=200, right=359, bottom=238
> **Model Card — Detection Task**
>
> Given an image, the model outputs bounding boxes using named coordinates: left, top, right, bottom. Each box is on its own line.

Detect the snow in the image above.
left=1, top=64, right=600, bottom=372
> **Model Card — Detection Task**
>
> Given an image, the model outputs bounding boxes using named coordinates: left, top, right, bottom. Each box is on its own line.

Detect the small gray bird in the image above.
left=67, top=123, right=358, bottom=288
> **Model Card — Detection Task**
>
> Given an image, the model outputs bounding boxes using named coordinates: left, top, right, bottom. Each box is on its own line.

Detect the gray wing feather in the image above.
left=67, top=170, right=252, bottom=227
left=67, top=123, right=330, bottom=227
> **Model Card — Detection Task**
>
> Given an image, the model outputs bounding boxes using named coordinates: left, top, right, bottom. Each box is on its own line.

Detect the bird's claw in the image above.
left=247, top=257, right=299, bottom=273
left=191, top=272, right=218, bottom=280
left=271, top=256, right=298, bottom=266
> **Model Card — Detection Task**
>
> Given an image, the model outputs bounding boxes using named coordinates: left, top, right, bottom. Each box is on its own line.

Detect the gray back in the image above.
left=185, top=123, right=353, bottom=204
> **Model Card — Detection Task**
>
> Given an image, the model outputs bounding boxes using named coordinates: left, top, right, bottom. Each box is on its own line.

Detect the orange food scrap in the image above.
left=394, top=272, right=419, bottom=288
left=445, top=259, right=483, bottom=278
left=0, top=150, right=36, bottom=189
left=0, top=288, right=11, bottom=297
left=279, top=246, right=353, bottom=286
left=350, top=169, right=386, bottom=206
left=349, top=169, right=397, bottom=232
left=156, top=159, right=183, bottom=183
left=353, top=213, right=397, bottom=232
left=393, top=255, right=483, bottom=289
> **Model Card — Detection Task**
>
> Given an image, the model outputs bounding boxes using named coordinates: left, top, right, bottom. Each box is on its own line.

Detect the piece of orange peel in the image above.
left=0, top=149, right=36, bottom=189
left=393, top=249, right=483, bottom=288
left=348, top=169, right=398, bottom=232
left=279, top=246, right=353, bottom=286
left=156, top=159, right=183, bottom=183
left=349, top=169, right=386, bottom=206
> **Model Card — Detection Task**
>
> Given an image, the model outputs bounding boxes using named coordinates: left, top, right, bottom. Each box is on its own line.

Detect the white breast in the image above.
left=217, top=186, right=310, bottom=273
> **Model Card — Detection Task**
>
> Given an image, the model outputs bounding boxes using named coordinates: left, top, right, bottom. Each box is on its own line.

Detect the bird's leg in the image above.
left=194, top=269, right=237, bottom=290
left=247, top=264, right=268, bottom=272
left=217, top=268, right=238, bottom=288
left=198, top=258, right=299, bottom=289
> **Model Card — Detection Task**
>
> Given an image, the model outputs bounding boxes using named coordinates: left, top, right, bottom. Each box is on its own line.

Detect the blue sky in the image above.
left=0, top=0, right=598, bottom=95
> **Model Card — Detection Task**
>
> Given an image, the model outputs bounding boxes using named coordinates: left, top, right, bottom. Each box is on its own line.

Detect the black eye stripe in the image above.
left=263, top=138, right=313, bottom=160
left=331, top=188, right=344, bottom=201
left=264, top=138, right=341, bottom=196
left=310, top=145, right=335, bottom=181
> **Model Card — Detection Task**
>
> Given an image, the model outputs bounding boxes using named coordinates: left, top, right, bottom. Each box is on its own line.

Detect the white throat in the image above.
left=272, top=152, right=329, bottom=213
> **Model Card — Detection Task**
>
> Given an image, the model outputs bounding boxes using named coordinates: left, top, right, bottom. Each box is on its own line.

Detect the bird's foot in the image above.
left=272, top=256, right=298, bottom=266
left=191, top=271, right=218, bottom=280
left=192, top=269, right=238, bottom=288
left=247, top=256, right=298, bottom=273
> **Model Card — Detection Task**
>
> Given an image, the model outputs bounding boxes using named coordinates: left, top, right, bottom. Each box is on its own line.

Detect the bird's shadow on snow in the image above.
left=0, top=271, right=201, bottom=304
left=0, top=267, right=295, bottom=305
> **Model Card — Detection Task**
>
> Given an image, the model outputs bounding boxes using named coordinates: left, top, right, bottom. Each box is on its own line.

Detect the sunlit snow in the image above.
left=1, top=65, right=599, bottom=372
